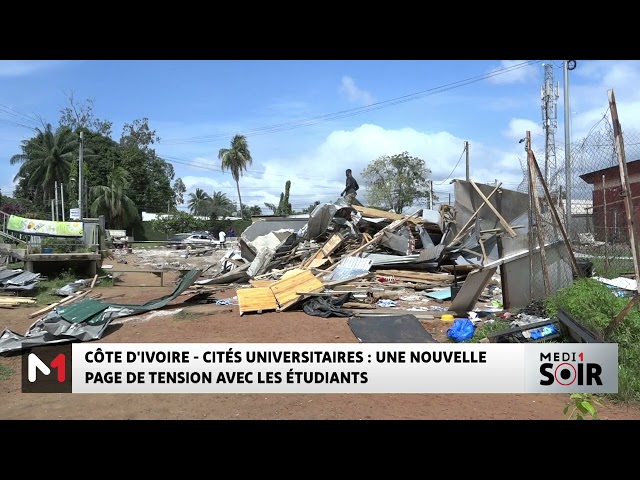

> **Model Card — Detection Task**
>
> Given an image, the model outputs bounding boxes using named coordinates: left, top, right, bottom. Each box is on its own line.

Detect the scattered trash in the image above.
left=446, top=318, right=476, bottom=342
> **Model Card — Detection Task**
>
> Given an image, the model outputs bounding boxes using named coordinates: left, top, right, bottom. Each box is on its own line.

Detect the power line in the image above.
left=437, top=146, right=467, bottom=185
left=160, top=60, right=541, bottom=145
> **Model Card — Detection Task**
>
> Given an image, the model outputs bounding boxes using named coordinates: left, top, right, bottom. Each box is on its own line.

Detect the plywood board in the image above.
left=302, top=249, right=325, bottom=269
left=353, top=205, right=423, bottom=225
left=308, top=257, right=330, bottom=269
left=236, top=287, right=279, bottom=315
left=280, top=268, right=306, bottom=280
left=270, top=269, right=324, bottom=310
left=321, top=233, right=344, bottom=256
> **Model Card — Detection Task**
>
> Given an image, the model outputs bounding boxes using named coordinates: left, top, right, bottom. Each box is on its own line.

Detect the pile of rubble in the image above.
left=191, top=180, right=544, bottom=319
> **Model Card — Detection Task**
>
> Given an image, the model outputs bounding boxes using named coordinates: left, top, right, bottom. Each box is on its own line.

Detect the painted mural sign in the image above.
left=7, top=215, right=84, bottom=237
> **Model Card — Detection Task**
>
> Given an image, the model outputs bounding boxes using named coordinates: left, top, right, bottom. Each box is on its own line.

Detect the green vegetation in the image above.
left=219, top=134, right=253, bottom=219
left=463, top=277, right=640, bottom=413
left=35, top=271, right=79, bottom=304
left=361, top=151, right=437, bottom=213
left=174, top=310, right=204, bottom=320
left=590, top=256, right=635, bottom=279
left=564, top=393, right=603, bottom=420
left=264, top=180, right=293, bottom=216
left=0, top=363, right=13, bottom=381
left=545, top=277, right=640, bottom=403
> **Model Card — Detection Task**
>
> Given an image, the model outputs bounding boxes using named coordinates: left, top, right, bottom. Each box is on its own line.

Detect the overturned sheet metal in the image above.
left=324, top=257, right=373, bottom=282
left=0, top=269, right=202, bottom=355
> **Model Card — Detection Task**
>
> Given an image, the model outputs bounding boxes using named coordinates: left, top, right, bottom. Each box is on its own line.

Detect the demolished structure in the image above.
left=193, top=180, right=577, bottom=321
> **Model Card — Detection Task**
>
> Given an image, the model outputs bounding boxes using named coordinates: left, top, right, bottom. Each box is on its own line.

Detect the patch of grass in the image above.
left=0, top=362, right=14, bottom=381
left=174, top=310, right=204, bottom=320
left=468, top=319, right=512, bottom=343
left=545, top=277, right=640, bottom=403
left=35, top=270, right=79, bottom=305
left=590, top=256, right=635, bottom=279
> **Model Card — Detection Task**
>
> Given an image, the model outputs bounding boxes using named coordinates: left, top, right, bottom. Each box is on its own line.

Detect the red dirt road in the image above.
left=1, top=271, right=639, bottom=420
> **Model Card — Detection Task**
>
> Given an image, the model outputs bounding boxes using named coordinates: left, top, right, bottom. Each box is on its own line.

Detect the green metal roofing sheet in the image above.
left=55, top=269, right=202, bottom=324
left=57, top=299, right=109, bottom=324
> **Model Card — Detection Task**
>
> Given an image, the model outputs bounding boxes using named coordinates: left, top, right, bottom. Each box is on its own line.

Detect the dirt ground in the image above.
left=2, top=256, right=640, bottom=421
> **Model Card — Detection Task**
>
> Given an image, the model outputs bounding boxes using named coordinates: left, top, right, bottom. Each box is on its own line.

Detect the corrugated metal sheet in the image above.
left=324, top=257, right=373, bottom=282
left=4, top=271, right=40, bottom=286
left=362, top=253, right=421, bottom=265
left=57, top=299, right=109, bottom=324
left=0, top=269, right=21, bottom=282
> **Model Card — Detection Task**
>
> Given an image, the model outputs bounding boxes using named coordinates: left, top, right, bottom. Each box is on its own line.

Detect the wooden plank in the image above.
left=529, top=151, right=582, bottom=277
left=270, top=269, right=324, bottom=310
left=447, top=183, right=502, bottom=246
left=469, top=180, right=518, bottom=237
left=236, top=287, right=279, bottom=316
left=321, top=232, right=345, bottom=257
left=527, top=132, right=551, bottom=295
left=373, top=269, right=454, bottom=281
left=326, top=210, right=423, bottom=272
left=308, top=257, right=329, bottom=269
left=90, top=274, right=99, bottom=289
left=353, top=205, right=423, bottom=224
left=28, top=294, right=77, bottom=318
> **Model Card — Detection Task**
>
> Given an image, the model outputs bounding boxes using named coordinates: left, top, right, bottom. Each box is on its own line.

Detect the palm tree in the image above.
left=218, top=134, right=253, bottom=219
left=10, top=123, right=78, bottom=204
left=89, top=167, right=138, bottom=229
left=208, top=191, right=235, bottom=219
left=187, top=188, right=210, bottom=216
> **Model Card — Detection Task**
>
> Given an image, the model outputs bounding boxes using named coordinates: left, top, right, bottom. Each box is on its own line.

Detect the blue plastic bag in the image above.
left=446, top=318, right=476, bottom=342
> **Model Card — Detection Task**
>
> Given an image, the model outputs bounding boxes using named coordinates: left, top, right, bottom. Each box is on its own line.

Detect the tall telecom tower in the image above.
left=541, top=63, right=560, bottom=193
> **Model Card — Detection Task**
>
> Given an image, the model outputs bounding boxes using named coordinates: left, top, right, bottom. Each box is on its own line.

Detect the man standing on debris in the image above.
left=219, top=230, right=227, bottom=248
left=341, top=168, right=360, bottom=206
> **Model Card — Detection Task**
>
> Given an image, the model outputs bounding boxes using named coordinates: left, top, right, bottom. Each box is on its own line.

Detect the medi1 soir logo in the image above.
left=21, top=345, right=73, bottom=393
left=524, top=343, right=618, bottom=394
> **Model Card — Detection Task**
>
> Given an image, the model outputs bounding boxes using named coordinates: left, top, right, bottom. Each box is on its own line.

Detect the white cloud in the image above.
left=487, top=60, right=540, bottom=85
left=171, top=123, right=530, bottom=213
left=0, top=60, right=68, bottom=77
left=340, top=76, right=375, bottom=105
left=503, top=118, right=543, bottom=141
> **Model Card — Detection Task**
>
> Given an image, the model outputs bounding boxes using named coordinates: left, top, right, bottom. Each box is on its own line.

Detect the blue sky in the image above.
left=1, top=59, right=638, bottom=214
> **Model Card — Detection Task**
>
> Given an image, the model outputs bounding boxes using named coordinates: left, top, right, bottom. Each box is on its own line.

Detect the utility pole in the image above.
left=429, top=180, right=433, bottom=209
left=541, top=63, right=559, bottom=191
left=564, top=60, right=576, bottom=236
left=465, top=141, right=470, bottom=182
left=78, top=131, right=84, bottom=220
left=54, top=181, right=59, bottom=221
left=61, top=183, right=65, bottom=221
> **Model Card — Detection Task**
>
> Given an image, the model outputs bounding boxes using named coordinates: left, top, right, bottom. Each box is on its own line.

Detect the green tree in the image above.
left=264, top=202, right=277, bottom=214
left=218, top=134, right=253, bottom=219
left=242, top=204, right=262, bottom=218
left=208, top=191, right=235, bottom=219
left=89, top=167, right=139, bottom=229
left=361, top=151, right=436, bottom=213
left=10, top=123, right=79, bottom=209
left=119, top=118, right=173, bottom=214
left=303, top=201, right=321, bottom=214
left=263, top=180, right=294, bottom=216
left=59, top=91, right=113, bottom=136
left=173, top=178, right=186, bottom=208
left=149, top=211, right=207, bottom=236
left=187, top=188, right=210, bottom=216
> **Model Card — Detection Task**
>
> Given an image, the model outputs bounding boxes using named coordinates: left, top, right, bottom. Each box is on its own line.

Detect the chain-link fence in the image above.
left=518, top=108, right=640, bottom=282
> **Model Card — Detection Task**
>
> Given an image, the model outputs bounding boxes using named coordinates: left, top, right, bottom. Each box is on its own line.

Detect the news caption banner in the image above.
left=22, top=343, right=619, bottom=394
